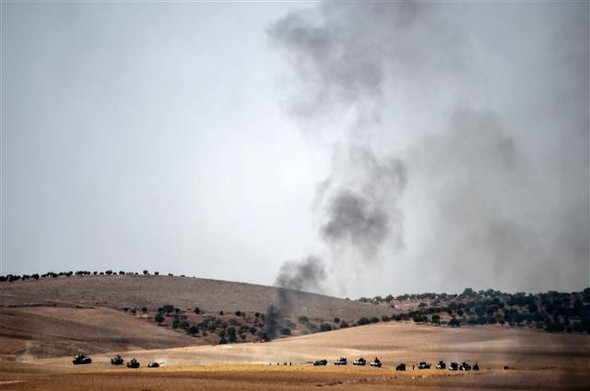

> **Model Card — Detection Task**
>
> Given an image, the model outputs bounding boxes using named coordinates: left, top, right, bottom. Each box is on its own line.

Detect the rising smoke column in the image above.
left=265, top=256, right=326, bottom=340
left=269, top=2, right=589, bottom=294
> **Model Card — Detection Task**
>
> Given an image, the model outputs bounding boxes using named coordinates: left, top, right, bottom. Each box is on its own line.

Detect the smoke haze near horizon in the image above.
left=2, top=1, right=588, bottom=297
left=268, top=1, right=589, bottom=296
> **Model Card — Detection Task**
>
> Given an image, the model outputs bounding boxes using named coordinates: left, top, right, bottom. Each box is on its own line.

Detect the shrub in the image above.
left=188, top=324, right=199, bottom=335
left=160, top=305, right=175, bottom=315
left=448, top=318, right=461, bottom=327
left=226, top=327, right=238, bottom=343
left=320, top=323, right=332, bottom=332
left=357, top=317, right=371, bottom=326
left=155, top=312, right=165, bottom=324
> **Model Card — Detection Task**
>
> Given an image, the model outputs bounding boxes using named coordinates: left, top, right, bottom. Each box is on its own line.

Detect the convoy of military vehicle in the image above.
left=72, top=354, right=161, bottom=368
left=310, top=357, right=480, bottom=372
left=75, top=353, right=480, bottom=373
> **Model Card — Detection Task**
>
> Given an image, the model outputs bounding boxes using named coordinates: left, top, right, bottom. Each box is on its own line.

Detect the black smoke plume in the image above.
left=268, top=1, right=588, bottom=295
left=265, top=256, right=326, bottom=340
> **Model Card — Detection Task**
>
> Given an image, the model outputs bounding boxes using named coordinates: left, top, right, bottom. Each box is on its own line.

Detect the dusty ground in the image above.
left=0, top=306, right=198, bottom=359
left=1, top=322, right=588, bottom=390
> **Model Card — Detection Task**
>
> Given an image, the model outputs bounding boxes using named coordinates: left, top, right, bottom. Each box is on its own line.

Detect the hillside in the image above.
left=0, top=274, right=389, bottom=319
left=360, top=288, right=590, bottom=334
left=0, top=274, right=392, bottom=358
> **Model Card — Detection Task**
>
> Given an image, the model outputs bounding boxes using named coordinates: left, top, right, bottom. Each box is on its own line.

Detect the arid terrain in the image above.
left=1, top=275, right=589, bottom=390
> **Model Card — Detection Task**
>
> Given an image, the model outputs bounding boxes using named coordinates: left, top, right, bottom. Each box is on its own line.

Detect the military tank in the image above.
left=334, top=357, right=347, bottom=365
left=369, top=357, right=382, bottom=367
left=127, top=358, right=140, bottom=368
left=72, top=354, right=92, bottom=365
left=111, top=354, right=124, bottom=365
left=353, top=357, right=366, bottom=366
left=147, top=361, right=160, bottom=368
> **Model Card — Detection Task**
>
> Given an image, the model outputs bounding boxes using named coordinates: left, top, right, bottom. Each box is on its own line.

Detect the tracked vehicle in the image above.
left=353, top=357, right=366, bottom=366
left=111, top=354, right=124, bottom=365
left=127, top=358, right=140, bottom=368
left=73, top=354, right=92, bottom=365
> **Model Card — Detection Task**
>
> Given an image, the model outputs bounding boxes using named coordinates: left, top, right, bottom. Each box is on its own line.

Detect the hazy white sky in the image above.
left=2, top=1, right=588, bottom=297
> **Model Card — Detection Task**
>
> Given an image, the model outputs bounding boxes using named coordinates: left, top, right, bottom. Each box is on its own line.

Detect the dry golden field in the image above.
left=1, top=322, right=589, bottom=390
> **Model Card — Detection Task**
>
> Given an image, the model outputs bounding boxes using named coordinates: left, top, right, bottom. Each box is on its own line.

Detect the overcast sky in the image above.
left=2, top=1, right=588, bottom=297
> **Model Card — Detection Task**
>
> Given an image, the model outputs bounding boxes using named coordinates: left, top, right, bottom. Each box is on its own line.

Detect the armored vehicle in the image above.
left=436, top=360, right=446, bottom=369
left=313, top=359, right=328, bottom=366
left=353, top=357, right=366, bottom=366
left=417, top=361, right=431, bottom=369
left=395, top=363, right=406, bottom=371
left=460, top=361, right=472, bottom=371
left=334, top=357, right=347, bottom=365
left=111, top=354, right=124, bottom=365
left=370, top=357, right=382, bottom=367
left=73, top=354, right=92, bottom=365
left=147, top=361, right=160, bottom=368
left=127, top=358, right=140, bottom=368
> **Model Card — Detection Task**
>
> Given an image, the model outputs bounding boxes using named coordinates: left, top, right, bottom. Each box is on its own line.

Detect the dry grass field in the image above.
left=1, top=276, right=589, bottom=390
left=1, top=322, right=588, bottom=390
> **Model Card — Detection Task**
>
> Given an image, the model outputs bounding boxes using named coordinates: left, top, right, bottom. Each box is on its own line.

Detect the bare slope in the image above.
left=0, top=275, right=393, bottom=359
left=0, top=275, right=389, bottom=320
left=0, top=307, right=197, bottom=359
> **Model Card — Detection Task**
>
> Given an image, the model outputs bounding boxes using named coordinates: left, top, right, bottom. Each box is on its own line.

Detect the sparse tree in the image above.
left=357, top=317, right=370, bottom=326
left=188, top=324, right=199, bottom=335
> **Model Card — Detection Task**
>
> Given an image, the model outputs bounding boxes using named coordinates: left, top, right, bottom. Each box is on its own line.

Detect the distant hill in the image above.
left=0, top=274, right=390, bottom=319
left=358, top=287, right=590, bottom=334
left=0, top=274, right=392, bottom=358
